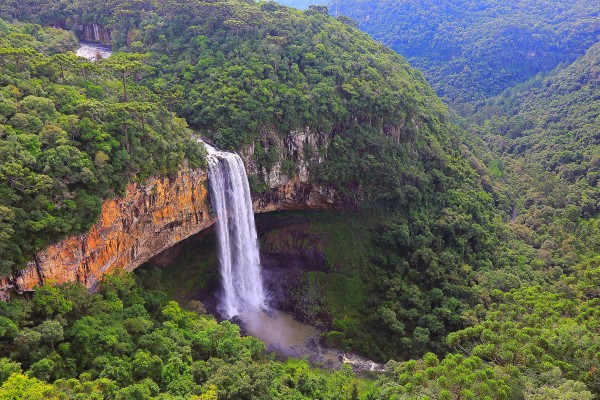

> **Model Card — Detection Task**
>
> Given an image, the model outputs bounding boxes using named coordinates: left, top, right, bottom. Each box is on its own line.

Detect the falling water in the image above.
left=205, top=143, right=266, bottom=319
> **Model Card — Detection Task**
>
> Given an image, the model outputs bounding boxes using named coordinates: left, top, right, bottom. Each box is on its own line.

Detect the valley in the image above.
left=0, top=0, right=598, bottom=398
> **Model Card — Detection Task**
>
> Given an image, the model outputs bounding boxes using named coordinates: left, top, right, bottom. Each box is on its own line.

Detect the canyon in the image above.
left=0, top=135, right=338, bottom=298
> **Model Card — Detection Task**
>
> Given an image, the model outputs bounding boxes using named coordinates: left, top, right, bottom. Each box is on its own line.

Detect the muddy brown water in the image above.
left=237, top=309, right=384, bottom=372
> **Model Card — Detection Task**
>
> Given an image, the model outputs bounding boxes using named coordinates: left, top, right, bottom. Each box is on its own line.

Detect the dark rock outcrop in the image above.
left=75, top=23, right=111, bottom=45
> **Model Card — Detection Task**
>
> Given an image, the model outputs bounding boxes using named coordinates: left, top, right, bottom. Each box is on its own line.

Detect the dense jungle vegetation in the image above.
left=476, top=41, right=600, bottom=267
left=1, top=0, right=547, bottom=362
left=0, top=272, right=368, bottom=399
left=328, top=0, right=599, bottom=267
left=0, top=266, right=597, bottom=398
left=322, top=0, right=599, bottom=397
left=329, top=0, right=600, bottom=110
left=0, top=0, right=598, bottom=398
left=0, top=21, right=205, bottom=276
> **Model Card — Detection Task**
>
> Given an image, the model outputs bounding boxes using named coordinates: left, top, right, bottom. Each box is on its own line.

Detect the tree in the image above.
left=0, top=360, right=21, bottom=385
left=32, top=285, right=74, bottom=317
left=102, top=53, right=151, bottom=102
left=34, top=320, right=64, bottom=349
left=48, top=52, right=82, bottom=82
left=0, top=373, right=56, bottom=400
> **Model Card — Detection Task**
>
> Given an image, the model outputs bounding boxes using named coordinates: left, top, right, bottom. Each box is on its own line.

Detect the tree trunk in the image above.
left=121, top=71, right=128, bottom=102
left=123, top=112, right=130, bottom=153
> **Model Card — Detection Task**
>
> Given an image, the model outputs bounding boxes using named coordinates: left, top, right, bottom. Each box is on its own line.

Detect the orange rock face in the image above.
left=7, top=164, right=213, bottom=293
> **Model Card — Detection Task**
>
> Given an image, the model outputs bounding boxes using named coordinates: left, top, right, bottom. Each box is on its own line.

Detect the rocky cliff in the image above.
left=75, top=23, right=111, bottom=45
left=1, top=135, right=337, bottom=297
left=243, top=127, right=338, bottom=212
left=1, top=163, right=212, bottom=296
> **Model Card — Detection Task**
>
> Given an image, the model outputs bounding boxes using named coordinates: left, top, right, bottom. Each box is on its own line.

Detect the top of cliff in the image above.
left=3, top=1, right=446, bottom=148
left=0, top=0, right=488, bottom=207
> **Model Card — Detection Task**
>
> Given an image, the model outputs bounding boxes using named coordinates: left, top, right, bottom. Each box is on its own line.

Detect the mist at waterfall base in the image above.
left=75, top=42, right=112, bottom=61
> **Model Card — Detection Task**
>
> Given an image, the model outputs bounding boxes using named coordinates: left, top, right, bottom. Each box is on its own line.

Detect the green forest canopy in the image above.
left=475, top=40, right=600, bottom=267
left=0, top=263, right=597, bottom=398
left=0, top=0, right=537, bottom=363
left=0, top=20, right=205, bottom=275
left=329, top=0, right=600, bottom=109
left=0, top=0, right=598, bottom=398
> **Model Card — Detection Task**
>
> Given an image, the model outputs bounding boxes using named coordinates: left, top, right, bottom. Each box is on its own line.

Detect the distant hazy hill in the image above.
left=330, top=0, right=600, bottom=109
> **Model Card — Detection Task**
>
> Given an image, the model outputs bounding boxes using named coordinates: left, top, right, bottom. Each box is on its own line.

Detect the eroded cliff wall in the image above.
left=1, top=133, right=338, bottom=296
left=243, top=128, right=338, bottom=212
left=2, top=164, right=212, bottom=295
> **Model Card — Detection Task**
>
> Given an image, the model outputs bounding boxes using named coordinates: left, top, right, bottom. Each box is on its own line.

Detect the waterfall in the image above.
left=205, top=143, right=266, bottom=319
left=93, top=24, right=99, bottom=41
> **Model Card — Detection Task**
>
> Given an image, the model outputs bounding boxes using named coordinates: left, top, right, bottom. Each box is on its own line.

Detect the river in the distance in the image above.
left=76, top=42, right=112, bottom=61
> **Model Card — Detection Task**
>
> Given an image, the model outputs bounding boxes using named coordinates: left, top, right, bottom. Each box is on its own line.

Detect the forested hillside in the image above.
left=0, top=0, right=598, bottom=399
left=325, top=0, right=599, bottom=266
left=0, top=0, right=528, bottom=361
left=477, top=41, right=600, bottom=266
left=0, top=272, right=369, bottom=398
left=0, top=21, right=205, bottom=276
left=330, top=0, right=600, bottom=109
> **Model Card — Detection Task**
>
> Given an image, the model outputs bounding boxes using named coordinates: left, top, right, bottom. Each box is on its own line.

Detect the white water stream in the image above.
left=205, top=143, right=267, bottom=318
left=75, top=42, right=112, bottom=61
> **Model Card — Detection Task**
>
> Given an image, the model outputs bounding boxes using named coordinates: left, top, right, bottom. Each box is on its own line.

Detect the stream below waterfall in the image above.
left=202, top=141, right=383, bottom=372
left=137, top=219, right=384, bottom=372
left=237, top=309, right=383, bottom=372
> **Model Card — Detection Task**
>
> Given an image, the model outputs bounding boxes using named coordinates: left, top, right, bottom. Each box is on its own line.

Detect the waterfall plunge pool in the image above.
left=138, top=142, right=383, bottom=372
left=237, top=308, right=379, bottom=371
left=203, top=143, right=361, bottom=368
left=136, top=215, right=384, bottom=372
